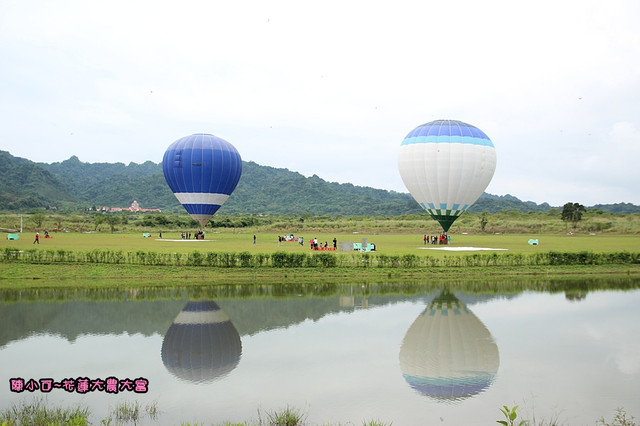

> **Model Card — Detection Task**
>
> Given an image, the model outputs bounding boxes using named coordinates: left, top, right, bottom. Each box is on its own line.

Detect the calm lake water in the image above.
left=1, top=279, right=639, bottom=425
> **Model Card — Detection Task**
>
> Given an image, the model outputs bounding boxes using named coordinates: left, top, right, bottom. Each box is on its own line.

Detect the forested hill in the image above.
left=0, top=151, right=77, bottom=210
left=1, top=150, right=638, bottom=214
left=227, top=162, right=420, bottom=215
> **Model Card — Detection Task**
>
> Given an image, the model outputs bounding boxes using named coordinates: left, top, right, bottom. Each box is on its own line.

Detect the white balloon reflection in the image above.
left=161, top=301, right=242, bottom=383
left=399, top=290, right=499, bottom=402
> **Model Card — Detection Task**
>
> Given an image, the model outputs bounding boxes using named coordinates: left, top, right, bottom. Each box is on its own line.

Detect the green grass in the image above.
left=258, top=405, right=306, bottom=426
left=1, top=230, right=639, bottom=289
left=100, top=400, right=159, bottom=425
left=597, top=408, right=637, bottom=426
left=3, top=209, right=640, bottom=236
left=0, top=398, right=89, bottom=425
left=2, top=230, right=639, bottom=256
left=1, top=400, right=635, bottom=426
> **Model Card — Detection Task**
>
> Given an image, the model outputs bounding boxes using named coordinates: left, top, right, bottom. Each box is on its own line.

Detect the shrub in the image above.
left=238, top=251, right=252, bottom=267
left=401, top=254, right=418, bottom=268
left=315, top=252, right=337, bottom=268
left=187, top=251, right=204, bottom=266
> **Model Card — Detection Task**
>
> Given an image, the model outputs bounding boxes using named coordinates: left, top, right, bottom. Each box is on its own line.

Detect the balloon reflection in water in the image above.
left=161, top=301, right=242, bottom=383
left=399, top=290, right=499, bottom=402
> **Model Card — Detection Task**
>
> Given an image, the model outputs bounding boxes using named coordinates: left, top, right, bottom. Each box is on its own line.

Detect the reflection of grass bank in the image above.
left=1, top=261, right=640, bottom=290
left=1, top=265, right=639, bottom=296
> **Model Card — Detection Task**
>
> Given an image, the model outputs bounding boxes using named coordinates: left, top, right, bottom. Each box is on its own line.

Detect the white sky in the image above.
left=1, top=0, right=639, bottom=206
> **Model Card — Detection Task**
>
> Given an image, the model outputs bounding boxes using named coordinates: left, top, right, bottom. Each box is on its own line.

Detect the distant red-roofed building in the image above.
left=100, top=200, right=161, bottom=213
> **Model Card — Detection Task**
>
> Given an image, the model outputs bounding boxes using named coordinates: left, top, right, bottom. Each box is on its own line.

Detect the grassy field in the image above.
left=2, top=209, right=640, bottom=236
left=2, top=211, right=639, bottom=288
left=1, top=229, right=639, bottom=289
left=2, top=229, right=639, bottom=256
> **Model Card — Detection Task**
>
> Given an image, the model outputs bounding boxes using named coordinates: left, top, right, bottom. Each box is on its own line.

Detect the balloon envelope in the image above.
left=161, top=301, right=242, bottom=383
left=163, top=134, right=242, bottom=228
left=399, top=290, right=499, bottom=402
left=398, top=120, right=496, bottom=232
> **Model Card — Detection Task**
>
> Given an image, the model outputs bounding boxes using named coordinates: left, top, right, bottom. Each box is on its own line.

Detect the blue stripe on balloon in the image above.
left=405, top=120, right=490, bottom=139
left=400, top=135, right=494, bottom=147
left=402, top=374, right=494, bottom=398
left=182, top=204, right=222, bottom=216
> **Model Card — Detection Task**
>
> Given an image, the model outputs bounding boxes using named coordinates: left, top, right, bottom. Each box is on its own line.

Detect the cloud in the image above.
left=1, top=0, right=639, bottom=206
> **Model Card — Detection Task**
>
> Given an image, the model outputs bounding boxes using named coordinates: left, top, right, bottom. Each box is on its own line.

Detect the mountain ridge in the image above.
left=1, top=150, right=638, bottom=214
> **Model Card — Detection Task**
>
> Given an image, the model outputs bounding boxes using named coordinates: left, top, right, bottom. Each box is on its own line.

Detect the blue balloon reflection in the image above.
left=161, top=301, right=242, bottom=383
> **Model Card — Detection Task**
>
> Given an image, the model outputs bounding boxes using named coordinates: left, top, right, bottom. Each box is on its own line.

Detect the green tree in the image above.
left=104, top=214, right=120, bottom=233
left=93, top=214, right=105, bottom=231
left=561, top=202, right=586, bottom=229
left=300, top=213, right=312, bottom=223
left=153, top=214, right=171, bottom=226
left=54, top=216, right=64, bottom=231
left=479, top=212, right=489, bottom=232
left=30, top=213, right=46, bottom=229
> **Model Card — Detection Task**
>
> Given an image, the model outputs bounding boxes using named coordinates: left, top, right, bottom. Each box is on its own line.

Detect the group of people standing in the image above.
left=277, top=234, right=300, bottom=245
left=181, top=231, right=205, bottom=240
left=310, top=237, right=337, bottom=250
left=424, top=233, right=450, bottom=245
left=275, top=235, right=338, bottom=250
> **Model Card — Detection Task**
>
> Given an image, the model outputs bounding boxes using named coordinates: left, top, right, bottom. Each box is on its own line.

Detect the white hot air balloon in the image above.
left=398, top=120, right=497, bottom=232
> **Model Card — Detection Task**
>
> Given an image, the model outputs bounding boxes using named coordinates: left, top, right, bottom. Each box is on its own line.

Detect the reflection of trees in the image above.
left=161, top=301, right=242, bottom=384
left=399, top=289, right=499, bottom=403
left=565, top=292, right=587, bottom=302
left=0, top=288, right=438, bottom=348
left=4, top=277, right=638, bottom=348
left=557, top=281, right=590, bottom=302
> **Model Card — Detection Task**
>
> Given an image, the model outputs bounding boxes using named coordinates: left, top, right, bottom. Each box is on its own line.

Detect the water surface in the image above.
left=1, top=280, right=639, bottom=425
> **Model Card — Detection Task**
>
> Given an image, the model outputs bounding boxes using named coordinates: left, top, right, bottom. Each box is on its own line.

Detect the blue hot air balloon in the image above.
left=163, top=134, right=242, bottom=228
